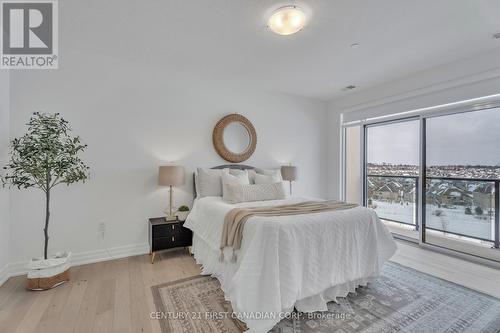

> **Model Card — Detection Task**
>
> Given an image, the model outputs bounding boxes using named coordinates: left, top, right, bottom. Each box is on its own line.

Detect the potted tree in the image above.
left=1, top=112, right=89, bottom=290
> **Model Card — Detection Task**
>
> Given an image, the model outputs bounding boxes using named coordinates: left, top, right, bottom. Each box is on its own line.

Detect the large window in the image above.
left=349, top=104, right=500, bottom=262
left=365, top=119, right=419, bottom=237
left=424, top=108, right=500, bottom=254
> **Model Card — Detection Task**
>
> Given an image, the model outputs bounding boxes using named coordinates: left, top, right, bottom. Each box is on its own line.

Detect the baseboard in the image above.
left=3, top=243, right=149, bottom=284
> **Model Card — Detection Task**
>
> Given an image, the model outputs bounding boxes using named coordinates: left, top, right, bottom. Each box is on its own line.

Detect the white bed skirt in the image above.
left=192, top=235, right=379, bottom=329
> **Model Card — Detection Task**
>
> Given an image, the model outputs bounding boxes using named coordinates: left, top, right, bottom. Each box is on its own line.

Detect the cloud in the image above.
left=366, top=108, right=500, bottom=166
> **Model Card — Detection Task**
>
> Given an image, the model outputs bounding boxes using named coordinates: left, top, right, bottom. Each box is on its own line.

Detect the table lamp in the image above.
left=281, top=165, right=297, bottom=196
left=158, top=165, right=185, bottom=221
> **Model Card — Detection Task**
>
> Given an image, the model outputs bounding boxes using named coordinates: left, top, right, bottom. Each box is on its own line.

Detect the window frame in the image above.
left=341, top=95, right=500, bottom=264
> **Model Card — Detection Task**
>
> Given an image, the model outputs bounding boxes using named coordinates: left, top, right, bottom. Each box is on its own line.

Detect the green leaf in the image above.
left=0, top=112, right=90, bottom=191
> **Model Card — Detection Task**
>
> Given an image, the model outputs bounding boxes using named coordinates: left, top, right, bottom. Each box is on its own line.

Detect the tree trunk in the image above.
left=44, top=189, right=50, bottom=260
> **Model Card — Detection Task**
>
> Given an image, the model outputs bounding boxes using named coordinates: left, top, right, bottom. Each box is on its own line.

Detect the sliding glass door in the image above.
left=423, top=108, right=500, bottom=260
left=365, top=119, right=420, bottom=240
left=352, top=104, right=500, bottom=262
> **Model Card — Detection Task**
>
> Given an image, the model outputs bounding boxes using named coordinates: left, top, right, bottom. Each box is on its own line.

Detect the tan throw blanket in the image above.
left=220, top=200, right=359, bottom=262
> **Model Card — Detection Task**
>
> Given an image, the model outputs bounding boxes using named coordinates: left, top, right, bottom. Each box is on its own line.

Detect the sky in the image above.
left=367, top=107, right=500, bottom=166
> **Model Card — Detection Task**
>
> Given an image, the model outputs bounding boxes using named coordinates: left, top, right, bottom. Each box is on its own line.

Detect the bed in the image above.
left=184, top=165, right=397, bottom=332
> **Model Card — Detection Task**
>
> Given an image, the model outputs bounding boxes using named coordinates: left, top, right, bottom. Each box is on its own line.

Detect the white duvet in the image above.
left=184, top=197, right=397, bottom=332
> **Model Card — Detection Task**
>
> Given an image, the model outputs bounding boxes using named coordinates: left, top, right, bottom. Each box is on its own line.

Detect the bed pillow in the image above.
left=227, top=168, right=248, bottom=177
left=224, top=182, right=286, bottom=203
left=255, top=168, right=283, bottom=181
left=254, top=173, right=281, bottom=184
left=196, top=168, right=223, bottom=197
left=222, top=169, right=250, bottom=201
left=194, top=172, right=199, bottom=197
left=247, top=169, right=257, bottom=184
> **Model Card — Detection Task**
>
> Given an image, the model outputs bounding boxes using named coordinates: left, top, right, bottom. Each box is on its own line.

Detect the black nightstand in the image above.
left=148, top=217, right=193, bottom=263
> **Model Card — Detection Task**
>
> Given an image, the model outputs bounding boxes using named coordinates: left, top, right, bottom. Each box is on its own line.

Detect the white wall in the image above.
left=326, top=109, right=343, bottom=200
left=0, top=70, right=10, bottom=284
left=8, top=59, right=327, bottom=266
left=327, top=48, right=500, bottom=199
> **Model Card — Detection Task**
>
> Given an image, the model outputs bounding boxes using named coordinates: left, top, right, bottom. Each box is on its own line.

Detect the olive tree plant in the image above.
left=1, top=112, right=89, bottom=260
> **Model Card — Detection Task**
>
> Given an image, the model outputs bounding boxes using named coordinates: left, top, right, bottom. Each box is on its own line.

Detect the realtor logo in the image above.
left=1, top=0, right=58, bottom=69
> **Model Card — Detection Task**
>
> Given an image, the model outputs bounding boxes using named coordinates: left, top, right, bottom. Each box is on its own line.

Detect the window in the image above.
left=365, top=119, right=419, bottom=236
left=424, top=108, right=500, bottom=253
left=345, top=102, right=500, bottom=262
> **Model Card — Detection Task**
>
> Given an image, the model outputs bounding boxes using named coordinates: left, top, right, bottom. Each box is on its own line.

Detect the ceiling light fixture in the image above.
left=350, top=43, right=360, bottom=48
left=267, top=6, right=306, bottom=36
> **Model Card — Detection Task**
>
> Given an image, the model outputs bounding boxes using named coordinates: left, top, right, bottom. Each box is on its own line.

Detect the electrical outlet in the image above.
left=98, top=221, right=106, bottom=239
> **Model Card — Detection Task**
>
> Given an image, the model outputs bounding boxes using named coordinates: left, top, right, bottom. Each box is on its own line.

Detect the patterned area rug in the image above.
left=151, top=262, right=500, bottom=333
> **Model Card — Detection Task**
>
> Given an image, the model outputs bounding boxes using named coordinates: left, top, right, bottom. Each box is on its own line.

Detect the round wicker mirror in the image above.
left=213, top=114, right=257, bottom=163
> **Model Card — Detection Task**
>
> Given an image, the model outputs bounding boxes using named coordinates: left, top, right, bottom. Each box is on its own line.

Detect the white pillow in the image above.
left=227, top=168, right=248, bottom=177
left=194, top=172, right=199, bottom=197
left=255, top=168, right=283, bottom=181
left=222, top=169, right=250, bottom=201
left=254, top=173, right=281, bottom=184
left=224, top=182, right=286, bottom=203
left=196, top=168, right=223, bottom=197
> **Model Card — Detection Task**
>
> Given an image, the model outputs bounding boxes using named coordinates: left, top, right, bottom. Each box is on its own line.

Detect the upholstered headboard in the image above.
left=193, top=164, right=255, bottom=198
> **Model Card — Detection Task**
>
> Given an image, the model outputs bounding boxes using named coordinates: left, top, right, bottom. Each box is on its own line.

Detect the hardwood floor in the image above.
left=385, top=220, right=500, bottom=262
left=0, top=242, right=499, bottom=333
left=391, top=241, right=500, bottom=298
left=0, top=249, right=200, bottom=333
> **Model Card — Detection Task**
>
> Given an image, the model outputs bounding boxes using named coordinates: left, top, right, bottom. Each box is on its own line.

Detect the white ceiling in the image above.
left=63, top=0, right=500, bottom=101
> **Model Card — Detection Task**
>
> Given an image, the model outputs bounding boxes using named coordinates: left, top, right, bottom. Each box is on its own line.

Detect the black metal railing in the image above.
left=366, top=174, right=499, bottom=249
left=426, top=176, right=499, bottom=249
left=366, top=174, right=419, bottom=228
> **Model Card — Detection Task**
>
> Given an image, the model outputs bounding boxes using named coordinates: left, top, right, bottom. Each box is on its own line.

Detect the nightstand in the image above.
left=148, top=217, right=193, bottom=264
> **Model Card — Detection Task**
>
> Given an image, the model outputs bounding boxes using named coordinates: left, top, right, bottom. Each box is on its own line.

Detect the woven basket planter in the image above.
left=26, top=252, right=71, bottom=291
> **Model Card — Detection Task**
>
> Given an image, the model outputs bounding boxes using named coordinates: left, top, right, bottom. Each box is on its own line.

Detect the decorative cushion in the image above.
left=224, top=182, right=286, bottom=203
left=254, top=173, right=281, bottom=184
left=255, top=168, right=283, bottom=181
left=196, top=168, right=223, bottom=197
left=227, top=168, right=248, bottom=177
left=222, top=169, right=250, bottom=201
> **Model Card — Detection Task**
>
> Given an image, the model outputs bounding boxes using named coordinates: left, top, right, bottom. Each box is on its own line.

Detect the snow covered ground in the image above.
left=371, top=200, right=494, bottom=241
left=371, top=200, right=415, bottom=225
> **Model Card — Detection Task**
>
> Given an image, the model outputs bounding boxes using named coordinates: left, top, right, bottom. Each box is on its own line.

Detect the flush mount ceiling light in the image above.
left=267, top=6, right=306, bottom=36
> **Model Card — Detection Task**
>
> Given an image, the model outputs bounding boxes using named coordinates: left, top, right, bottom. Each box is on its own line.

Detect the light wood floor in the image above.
left=1, top=242, right=499, bottom=333
left=385, top=220, right=500, bottom=262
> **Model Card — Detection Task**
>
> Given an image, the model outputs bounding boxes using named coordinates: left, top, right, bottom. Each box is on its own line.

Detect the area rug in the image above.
left=151, top=262, right=500, bottom=333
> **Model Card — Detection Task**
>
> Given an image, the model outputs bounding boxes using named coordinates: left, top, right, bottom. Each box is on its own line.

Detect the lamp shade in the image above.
left=158, top=165, right=185, bottom=186
left=281, top=165, right=297, bottom=181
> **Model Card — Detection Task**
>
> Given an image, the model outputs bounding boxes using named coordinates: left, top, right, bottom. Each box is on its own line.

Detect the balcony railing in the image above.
left=366, top=175, right=419, bottom=227
left=366, top=174, right=500, bottom=249
left=425, top=176, right=499, bottom=249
